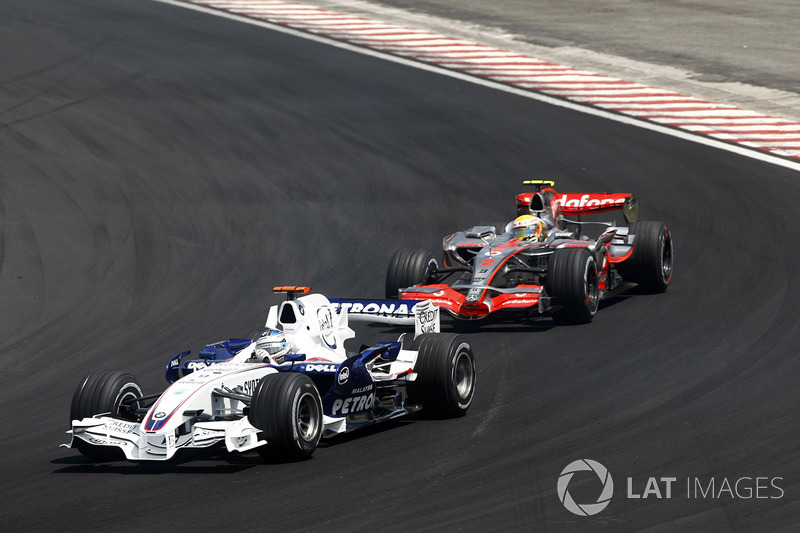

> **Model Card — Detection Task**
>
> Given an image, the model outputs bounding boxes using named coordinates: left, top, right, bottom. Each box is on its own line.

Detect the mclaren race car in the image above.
left=385, top=180, right=673, bottom=324
left=63, top=287, right=475, bottom=462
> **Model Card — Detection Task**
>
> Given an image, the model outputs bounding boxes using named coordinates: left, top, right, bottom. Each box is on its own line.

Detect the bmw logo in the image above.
left=154, top=412, right=167, bottom=420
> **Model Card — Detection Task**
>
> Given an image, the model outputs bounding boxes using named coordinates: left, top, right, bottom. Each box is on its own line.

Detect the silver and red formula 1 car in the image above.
left=63, top=287, right=475, bottom=462
left=385, top=180, right=673, bottom=324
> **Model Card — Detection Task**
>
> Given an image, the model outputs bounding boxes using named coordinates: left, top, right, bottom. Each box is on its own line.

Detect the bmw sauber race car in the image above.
left=385, top=180, right=673, bottom=324
left=63, top=287, right=475, bottom=462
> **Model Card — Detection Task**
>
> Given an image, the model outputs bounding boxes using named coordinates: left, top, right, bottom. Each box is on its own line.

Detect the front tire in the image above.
left=619, top=221, right=673, bottom=293
left=385, top=248, right=437, bottom=298
left=546, top=247, right=600, bottom=324
left=248, top=373, right=323, bottom=461
left=409, top=333, right=476, bottom=418
left=70, top=370, right=143, bottom=460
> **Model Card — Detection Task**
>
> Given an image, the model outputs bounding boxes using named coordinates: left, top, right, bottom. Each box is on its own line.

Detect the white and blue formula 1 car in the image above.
left=63, top=287, right=476, bottom=462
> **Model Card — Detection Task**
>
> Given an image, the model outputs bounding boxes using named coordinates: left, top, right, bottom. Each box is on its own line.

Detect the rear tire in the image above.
left=619, top=221, right=673, bottom=293
left=249, top=373, right=323, bottom=461
left=409, top=333, right=476, bottom=418
left=385, top=248, right=437, bottom=298
left=546, top=247, right=599, bottom=324
left=70, top=370, right=143, bottom=461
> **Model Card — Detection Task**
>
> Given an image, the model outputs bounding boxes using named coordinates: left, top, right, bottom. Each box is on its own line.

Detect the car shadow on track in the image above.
left=317, top=418, right=416, bottom=449
left=359, top=294, right=639, bottom=336
left=50, top=446, right=261, bottom=474
left=51, top=419, right=429, bottom=473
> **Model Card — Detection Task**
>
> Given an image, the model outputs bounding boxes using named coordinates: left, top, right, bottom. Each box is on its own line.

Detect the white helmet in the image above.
left=253, top=329, right=291, bottom=364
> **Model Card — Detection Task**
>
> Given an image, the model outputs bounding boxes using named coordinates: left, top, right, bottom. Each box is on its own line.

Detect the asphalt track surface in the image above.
left=2, top=0, right=799, bottom=531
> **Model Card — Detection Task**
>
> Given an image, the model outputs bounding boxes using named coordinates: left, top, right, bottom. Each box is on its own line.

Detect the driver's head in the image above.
left=512, top=214, right=547, bottom=242
left=253, top=329, right=291, bottom=364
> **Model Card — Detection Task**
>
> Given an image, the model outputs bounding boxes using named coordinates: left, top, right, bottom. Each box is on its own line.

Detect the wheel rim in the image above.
left=453, top=348, right=475, bottom=400
left=584, top=259, right=599, bottom=313
left=660, top=232, right=673, bottom=283
left=295, top=392, right=320, bottom=441
left=425, top=258, right=438, bottom=283
left=114, top=385, right=142, bottom=420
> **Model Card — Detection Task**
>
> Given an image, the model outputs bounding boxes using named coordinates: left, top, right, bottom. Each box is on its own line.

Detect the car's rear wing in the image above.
left=516, top=180, right=638, bottom=222
left=268, top=288, right=440, bottom=337
left=556, top=192, right=637, bottom=218
left=329, top=298, right=440, bottom=337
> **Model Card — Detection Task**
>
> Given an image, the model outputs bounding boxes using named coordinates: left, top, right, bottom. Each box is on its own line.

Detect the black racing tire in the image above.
left=248, top=372, right=323, bottom=462
left=70, top=370, right=143, bottom=461
left=385, top=248, right=438, bottom=298
left=546, top=247, right=600, bottom=324
left=619, top=221, right=673, bottom=293
left=409, top=333, right=476, bottom=418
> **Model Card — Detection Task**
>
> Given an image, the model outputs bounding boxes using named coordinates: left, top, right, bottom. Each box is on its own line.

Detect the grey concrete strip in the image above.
left=303, top=0, right=800, bottom=123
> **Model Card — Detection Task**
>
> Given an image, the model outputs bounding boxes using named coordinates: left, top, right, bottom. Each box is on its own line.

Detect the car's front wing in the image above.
left=63, top=416, right=265, bottom=461
left=400, top=284, right=549, bottom=319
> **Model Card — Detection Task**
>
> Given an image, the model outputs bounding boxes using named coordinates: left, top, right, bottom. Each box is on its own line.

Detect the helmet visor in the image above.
left=257, top=342, right=286, bottom=355
left=514, top=226, right=534, bottom=240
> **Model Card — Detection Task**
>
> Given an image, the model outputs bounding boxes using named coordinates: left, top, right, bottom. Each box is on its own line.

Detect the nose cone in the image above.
left=459, top=298, right=490, bottom=318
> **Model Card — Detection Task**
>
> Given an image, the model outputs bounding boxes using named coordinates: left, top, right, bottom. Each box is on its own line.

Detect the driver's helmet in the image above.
left=512, top=214, right=547, bottom=242
left=253, top=329, right=291, bottom=364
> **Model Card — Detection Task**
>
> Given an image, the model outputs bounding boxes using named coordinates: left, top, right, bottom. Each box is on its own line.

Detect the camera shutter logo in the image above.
left=557, top=459, right=614, bottom=516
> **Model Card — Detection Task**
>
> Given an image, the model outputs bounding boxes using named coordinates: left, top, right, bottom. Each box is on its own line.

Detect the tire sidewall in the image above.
left=112, top=383, right=143, bottom=419
left=449, top=340, right=476, bottom=412
left=583, top=254, right=599, bottom=317
left=290, top=385, right=323, bottom=455
left=656, top=226, right=673, bottom=289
